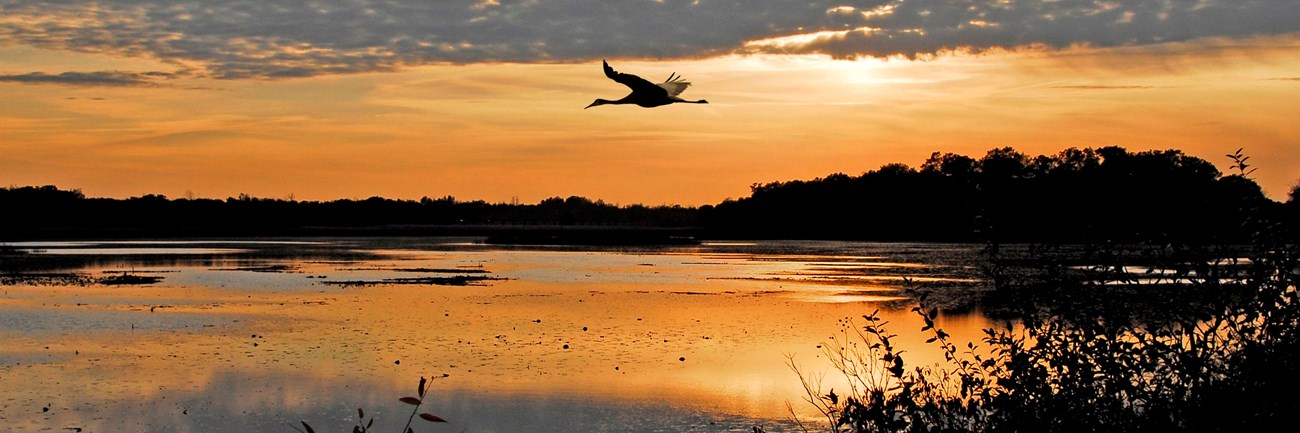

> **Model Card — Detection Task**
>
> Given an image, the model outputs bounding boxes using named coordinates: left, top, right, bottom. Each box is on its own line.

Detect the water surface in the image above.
left=0, top=238, right=994, bottom=432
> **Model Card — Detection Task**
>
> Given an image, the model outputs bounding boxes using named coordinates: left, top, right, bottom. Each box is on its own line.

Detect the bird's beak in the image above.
left=584, top=101, right=597, bottom=109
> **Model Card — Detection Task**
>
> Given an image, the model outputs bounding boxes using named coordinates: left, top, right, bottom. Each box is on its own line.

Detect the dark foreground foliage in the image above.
left=295, top=375, right=448, bottom=433
left=792, top=182, right=1299, bottom=432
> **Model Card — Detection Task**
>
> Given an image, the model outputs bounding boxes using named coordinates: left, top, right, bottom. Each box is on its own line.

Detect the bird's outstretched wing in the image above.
left=657, top=72, right=691, bottom=97
left=603, top=60, right=668, bottom=97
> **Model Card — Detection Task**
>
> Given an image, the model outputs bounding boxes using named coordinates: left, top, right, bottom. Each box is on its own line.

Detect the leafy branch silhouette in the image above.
left=1226, top=147, right=1257, bottom=177
left=292, top=375, right=449, bottom=433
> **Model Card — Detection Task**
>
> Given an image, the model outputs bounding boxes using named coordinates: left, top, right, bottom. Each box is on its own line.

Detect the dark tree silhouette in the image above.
left=0, top=187, right=696, bottom=241
left=700, top=146, right=1282, bottom=243
left=2, top=146, right=1288, bottom=244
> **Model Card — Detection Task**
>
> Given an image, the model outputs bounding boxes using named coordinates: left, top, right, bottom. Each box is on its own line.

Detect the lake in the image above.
left=0, top=238, right=998, bottom=433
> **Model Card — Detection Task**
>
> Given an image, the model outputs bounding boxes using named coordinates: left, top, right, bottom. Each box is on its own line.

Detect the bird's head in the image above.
left=585, top=99, right=613, bottom=109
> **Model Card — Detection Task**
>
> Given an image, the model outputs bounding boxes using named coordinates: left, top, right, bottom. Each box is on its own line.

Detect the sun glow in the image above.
left=3, top=37, right=1300, bottom=204
left=743, top=28, right=879, bottom=51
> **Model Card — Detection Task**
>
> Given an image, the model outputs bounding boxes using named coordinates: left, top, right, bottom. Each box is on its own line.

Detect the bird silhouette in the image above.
left=585, top=60, right=709, bottom=109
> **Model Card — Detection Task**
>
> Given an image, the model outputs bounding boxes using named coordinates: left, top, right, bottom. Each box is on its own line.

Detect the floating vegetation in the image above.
left=98, top=274, right=163, bottom=285
left=211, top=264, right=298, bottom=273
left=338, top=267, right=490, bottom=274
left=483, top=229, right=698, bottom=246
left=2, top=270, right=164, bottom=286
left=321, top=275, right=506, bottom=287
left=0, top=272, right=94, bottom=286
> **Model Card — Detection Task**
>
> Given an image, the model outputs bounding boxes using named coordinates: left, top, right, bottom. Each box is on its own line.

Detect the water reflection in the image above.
left=0, top=239, right=995, bottom=432
left=14, top=367, right=809, bottom=433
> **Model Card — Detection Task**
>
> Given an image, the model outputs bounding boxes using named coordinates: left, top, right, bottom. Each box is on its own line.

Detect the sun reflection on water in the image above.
left=0, top=239, right=993, bottom=432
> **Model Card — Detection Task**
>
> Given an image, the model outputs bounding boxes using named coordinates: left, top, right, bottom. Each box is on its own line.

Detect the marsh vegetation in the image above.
left=787, top=157, right=1298, bottom=432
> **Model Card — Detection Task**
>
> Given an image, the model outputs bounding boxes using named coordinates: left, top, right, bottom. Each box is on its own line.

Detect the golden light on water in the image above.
left=0, top=241, right=992, bottom=430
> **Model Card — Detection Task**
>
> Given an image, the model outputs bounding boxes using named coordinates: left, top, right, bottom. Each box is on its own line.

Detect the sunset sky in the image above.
left=2, top=0, right=1298, bottom=206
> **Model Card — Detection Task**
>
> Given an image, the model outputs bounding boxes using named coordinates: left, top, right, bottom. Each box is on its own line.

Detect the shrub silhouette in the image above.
left=791, top=174, right=1298, bottom=432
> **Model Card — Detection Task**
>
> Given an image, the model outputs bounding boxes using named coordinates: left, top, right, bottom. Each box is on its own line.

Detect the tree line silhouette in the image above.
left=0, top=188, right=696, bottom=240
left=3, top=146, right=1297, bottom=243
left=701, top=146, right=1296, bottom=243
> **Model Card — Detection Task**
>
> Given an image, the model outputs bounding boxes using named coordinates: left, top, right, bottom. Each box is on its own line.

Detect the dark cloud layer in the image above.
left=748, top=0, right=1300, bottom=59
left=1, top=0, right=1297, bottom=81
left=0, top=70, right=174, bottom=86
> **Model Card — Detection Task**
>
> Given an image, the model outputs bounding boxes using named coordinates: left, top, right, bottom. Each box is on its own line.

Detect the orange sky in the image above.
left=2, top=2, right=1299, bottom=206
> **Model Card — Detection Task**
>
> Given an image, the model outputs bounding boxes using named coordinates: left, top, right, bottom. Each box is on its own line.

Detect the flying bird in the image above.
left=585, top=60, right=709, bottom=109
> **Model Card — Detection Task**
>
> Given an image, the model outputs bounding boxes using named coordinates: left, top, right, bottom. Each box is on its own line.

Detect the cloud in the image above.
left=745, top=0, right=1300, bottom=59
left=0, top=70, right=177, bottom=86
left=1, top=1, right=1297, bottom=80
